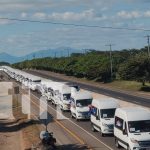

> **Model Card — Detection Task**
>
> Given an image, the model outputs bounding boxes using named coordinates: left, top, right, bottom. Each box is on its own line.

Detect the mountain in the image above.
left=0, top=52, right=21, bottom=64
left=0, top=47, right=81, bottom=64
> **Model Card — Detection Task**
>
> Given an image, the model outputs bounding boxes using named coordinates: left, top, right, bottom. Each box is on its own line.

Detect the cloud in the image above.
left=0, top=0, right=56, bottom=12
left=0, top=0, right=115, bottom=13
left=21, top=12, right=27, bottom=18
left=115, top=10, right=150, bottom=20
left=32, top=12, right=46, bottom=19
left=144, top=11, right=150, bottom=17
left=117, top=11, right=141, bottom=19
left=28, top=9, right=107, bottom=22
left=0, top=0, right=149, bottom=56
left=49, top=9, right=95, bottom=21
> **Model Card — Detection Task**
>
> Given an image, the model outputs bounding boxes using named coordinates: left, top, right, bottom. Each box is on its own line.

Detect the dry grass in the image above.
left=106, top=80, right=150, bottom=91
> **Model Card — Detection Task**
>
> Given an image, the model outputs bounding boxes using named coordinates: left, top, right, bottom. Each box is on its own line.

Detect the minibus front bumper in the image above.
left=101, top=124, right=114, bottom=134
left=133, top=140, right=150, bottom=150
left=76, top=112, right=90, bottom=119
left=63, top=103, right=70, bottom=110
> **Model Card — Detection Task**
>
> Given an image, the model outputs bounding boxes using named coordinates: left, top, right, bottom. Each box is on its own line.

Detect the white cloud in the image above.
left=21, top=12, right=27, bottom=18
left=117, top=11, right=141, bottom=19
left=30, top=9, right=107, bottom=22
left=144, top=11, right=150, bottom=17
left=49, top=9, right=95, bottom=21
left=116, top=10, right=150, bottom=20
left=0, top=0, right=56, bottom=12
left=32, top=12, right=46, bottom=19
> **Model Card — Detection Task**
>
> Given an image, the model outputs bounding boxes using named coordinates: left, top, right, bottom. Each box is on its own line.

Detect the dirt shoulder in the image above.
left=0, top=119, right=23, bottom=150
left=0, top=81, right=42, bottom=150
left=28, top=69, right=150, bottom=99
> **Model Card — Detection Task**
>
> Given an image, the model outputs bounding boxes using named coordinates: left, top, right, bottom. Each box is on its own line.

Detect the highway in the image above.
left=1, top=70, right=122, bottom=150
left=2, top=70, right=150, bottom=150
left=1, top=71, right=91, bottom=150
left=27, top=70, right=150, bottom=107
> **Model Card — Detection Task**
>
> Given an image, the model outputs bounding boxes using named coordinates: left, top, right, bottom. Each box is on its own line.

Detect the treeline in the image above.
left=12, top=47, right=150, bottom=85
left=0, top=62, right=10, bottom=66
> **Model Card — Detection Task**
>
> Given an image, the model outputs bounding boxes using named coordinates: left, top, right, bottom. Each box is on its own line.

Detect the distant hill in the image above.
left=0, top=47, right=80, bottom=64
left=0, top=52, right=20, bottom=64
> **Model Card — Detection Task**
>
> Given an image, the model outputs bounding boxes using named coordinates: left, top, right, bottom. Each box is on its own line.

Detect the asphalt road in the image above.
left=2, top=70, right=150, bottom=150
left=31, top=90, right=117, bottom=150
left=1, top=71, right=90, bottom=150
left=1, top=71, right=117, bottom=150
left=1, top=71, right=121, bottom=150
left=27, top=70, right=150, bottom=108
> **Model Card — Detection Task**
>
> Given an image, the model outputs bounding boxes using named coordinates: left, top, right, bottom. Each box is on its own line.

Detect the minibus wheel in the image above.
left=61, top=107, right=64, bottom=112
left=100, top=132, right=104, bottom=137
left=115, top=138, right=121, bottom=148
left=71, top=113, right=74, bottom=119
left=100, top=128, right=104, bottom=137
left=76, top=116, right=79, bottom=121
left=91, top=123, right=96, bottom=132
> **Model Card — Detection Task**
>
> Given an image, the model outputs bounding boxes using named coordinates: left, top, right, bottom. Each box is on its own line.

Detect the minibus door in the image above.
left=121, top=121, right=128, bottom=149
left=95, top=108, right=101, bottom=131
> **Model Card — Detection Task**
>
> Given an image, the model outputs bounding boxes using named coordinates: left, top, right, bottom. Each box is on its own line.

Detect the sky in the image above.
left=0, top=0, right=150, bottom=56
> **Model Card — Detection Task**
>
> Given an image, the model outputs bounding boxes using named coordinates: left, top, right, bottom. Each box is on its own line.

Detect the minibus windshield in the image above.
left=128, top=120, right=150, bottom=133
left=101, top=108, right=116, bottom=118
left=76, top=99, right=92, bottom=107
left=63, top=94, right=71, bottom=100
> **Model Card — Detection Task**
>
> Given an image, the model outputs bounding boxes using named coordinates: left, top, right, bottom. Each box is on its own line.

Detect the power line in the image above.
left=144, top=35, right=150, bottom=57
left=0, top=17, right=150, bottom=31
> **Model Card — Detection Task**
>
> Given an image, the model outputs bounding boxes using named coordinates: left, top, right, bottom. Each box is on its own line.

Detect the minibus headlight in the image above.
left=130, top=138, right=138, bottom=144
left=102, top=123, right=108, bottom=127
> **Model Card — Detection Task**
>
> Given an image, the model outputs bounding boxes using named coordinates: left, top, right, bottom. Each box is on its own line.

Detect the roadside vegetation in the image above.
left=12, top=47, right=150, bottom=92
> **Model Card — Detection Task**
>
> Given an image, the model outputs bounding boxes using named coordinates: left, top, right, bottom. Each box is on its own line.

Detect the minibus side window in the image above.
left=115, top=117, right=123, bottom=130
left=91, top=107, right=97, bottom=117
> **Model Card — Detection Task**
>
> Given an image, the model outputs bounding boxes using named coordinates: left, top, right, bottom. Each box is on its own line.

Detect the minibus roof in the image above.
left=72, top=91, right=92, bottom=100
left=92, top=98, right=119, bottom=109
left=41, top=79, right=53, bottom=85
left=58, top=85, right=71, bottom=94
left=116, top=107, right=150, bottom=121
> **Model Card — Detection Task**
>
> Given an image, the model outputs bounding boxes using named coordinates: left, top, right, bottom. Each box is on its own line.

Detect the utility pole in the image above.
left=144, top=35, right=150, bottom=57
left=105, top=44, right=115, bottom=79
